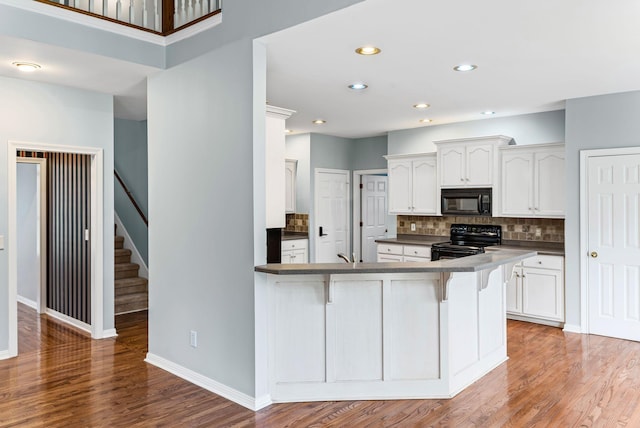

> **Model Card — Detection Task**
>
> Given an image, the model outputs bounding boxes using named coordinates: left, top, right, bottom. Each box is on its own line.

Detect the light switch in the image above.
left=0, top=235, right=4, bottom=250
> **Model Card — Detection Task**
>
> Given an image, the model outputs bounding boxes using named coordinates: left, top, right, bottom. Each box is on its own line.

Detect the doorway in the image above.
left=8, top=141, right=106, bottom=358
left=580, top=147, right=640, bottom=342
left=352, top=169, right=388, bottom=263
left=314, top=168, right=350, bottom=263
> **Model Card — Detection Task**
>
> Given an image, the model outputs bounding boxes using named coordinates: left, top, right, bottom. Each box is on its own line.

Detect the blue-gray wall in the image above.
left=114, top=119, right=149, bottom=265
left=388, top=110, right=566, bottom=155
left=0, top=76, right=115, bottom=352
left=351, top=136, right=388, bottom=171
left=564, top=90, right=640, bottom=328
left=147, top=0, right=365, bottom=400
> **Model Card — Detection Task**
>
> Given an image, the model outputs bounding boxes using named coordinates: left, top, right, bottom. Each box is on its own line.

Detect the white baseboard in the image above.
left=45, top=309, right=92, bottom=334
left=114, top=212, right=148, bottom=279
left=145, top=353, right=272, bottom=411
left=17, top=295, right=37, bottom=310
left=0, top=349, right=14, bottom=360
left=101, top=328, right=118, bottom=338
left=563, top=323, right=583, bottom=334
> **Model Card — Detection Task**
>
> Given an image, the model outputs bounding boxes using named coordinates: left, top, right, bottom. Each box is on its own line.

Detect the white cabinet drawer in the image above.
left=377, top=244, right=403, bottom=255
left=282, top=239, right=308, bottom=251
left=403, top=255, right=430, bottom=263
left=377, top=253, right=403, bottom=263
left=403, top=245, right=430, bottom=258
left=522, top=255, right=563, bottom=270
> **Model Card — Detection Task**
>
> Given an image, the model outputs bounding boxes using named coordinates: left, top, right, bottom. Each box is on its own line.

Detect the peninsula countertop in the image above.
left=255, top=248, right=536, bottom=275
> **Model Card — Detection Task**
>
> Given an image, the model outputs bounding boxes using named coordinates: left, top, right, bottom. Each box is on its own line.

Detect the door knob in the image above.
left=590, top=251, right=598, bottom=258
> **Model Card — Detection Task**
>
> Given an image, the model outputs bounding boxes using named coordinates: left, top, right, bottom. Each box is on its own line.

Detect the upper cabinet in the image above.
left=285, top=159, right=297, bottom=214
left=499, top=143, right=565, bottom=218
left=434, top=135, right=512, bottom=188
left=265, top=105, right=295, bottom=228
left=385, top=153, right=438, bottom=215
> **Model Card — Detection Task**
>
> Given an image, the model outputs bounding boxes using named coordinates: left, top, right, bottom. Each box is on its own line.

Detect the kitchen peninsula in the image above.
left=255, top=249, right=535, bottom=403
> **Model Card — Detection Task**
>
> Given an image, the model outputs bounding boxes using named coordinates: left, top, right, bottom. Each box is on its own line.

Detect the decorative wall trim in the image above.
left=145, top=353, right=272, bottom=411
left=101, top=328, right=118, bottom=338
left=17, top=296, right=37, bottom=310
left=0, top=350, right=12, bottom=361
left=114, top=212, right=148, bottom=278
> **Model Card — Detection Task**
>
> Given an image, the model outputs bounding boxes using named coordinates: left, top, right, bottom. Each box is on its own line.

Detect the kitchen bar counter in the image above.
left=255, top=248, right=535, bottom=405
left=255, top=248, right=535, bottom=275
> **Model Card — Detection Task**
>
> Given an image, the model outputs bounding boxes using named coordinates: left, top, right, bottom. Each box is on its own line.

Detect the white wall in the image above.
left=388, top=110, right=566, bottom=155
left=0, top=76, right=115, bottom=352
left=16, top=163, right=38, bottom=306
left=564, top=90, right=640, bottom=328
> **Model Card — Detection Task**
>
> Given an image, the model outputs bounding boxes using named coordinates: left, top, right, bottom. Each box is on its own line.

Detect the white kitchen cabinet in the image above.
left=377, top=243, right=431, bottom=262
left=385, top=153, right=437, bottom=215
left=500, top=143, right=565, bottom=218
left=265, top=105, right=295, bottom=228
left=434, top=135, right=512, bottom=188
left=506, top=255, right=564, bottom=325
left=285, top=159, right=297, bottom=214
left=282, top=239, right=308, bottom=264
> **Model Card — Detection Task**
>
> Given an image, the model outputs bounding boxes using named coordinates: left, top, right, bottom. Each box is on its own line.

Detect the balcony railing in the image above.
left=35, top=0, right=221, bottom=35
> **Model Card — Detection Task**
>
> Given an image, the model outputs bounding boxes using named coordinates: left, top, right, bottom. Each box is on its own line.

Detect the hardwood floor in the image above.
left=2, top=303, right=640, bottom=427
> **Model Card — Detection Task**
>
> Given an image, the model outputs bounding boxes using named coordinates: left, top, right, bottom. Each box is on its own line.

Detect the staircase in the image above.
left=115, top=226, right=148, bottom=315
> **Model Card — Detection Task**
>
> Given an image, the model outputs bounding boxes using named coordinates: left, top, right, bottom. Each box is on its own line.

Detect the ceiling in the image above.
left=264, top=0, right=640, bottom=139
left=2, top=0, right=640, bottom=133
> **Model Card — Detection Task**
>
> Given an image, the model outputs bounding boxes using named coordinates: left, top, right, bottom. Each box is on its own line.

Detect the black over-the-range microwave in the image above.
left=441, top=187, right=492, bottom=216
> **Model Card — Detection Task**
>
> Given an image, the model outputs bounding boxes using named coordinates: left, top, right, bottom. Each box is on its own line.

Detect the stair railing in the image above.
left=34, top=0, right=221, bottom=35
left=115, top=169, right=148, bottom=226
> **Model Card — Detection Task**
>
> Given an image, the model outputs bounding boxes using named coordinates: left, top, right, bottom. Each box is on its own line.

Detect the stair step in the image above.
left=115, top=277, right=148, bottom=296
left=115, top=248, right=132, bottom=264
left=115, top=235, right=125, bottom=249
left=115, top=263, right=139, bottom=279
left=115, top=293, right=148, bottom=315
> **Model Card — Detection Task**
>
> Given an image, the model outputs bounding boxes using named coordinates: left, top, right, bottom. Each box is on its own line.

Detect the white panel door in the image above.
left=361, top=175, right=388, bottom=263
left=388, top=160, right=412, bottom=214
left=522, top=267, right=564, bottom=321
left=535, top=151, right=565, bottom=216
left=587, top=154, right=640, bottom=341
left=466, top=144, right=493, bottom=186
left=412, top=156, right=438, bottom=214
left=501, top=152, right=533, bottom=216
left=440, top=145, right=465, bottom=187
left=315, top=169, right=350, bottom=263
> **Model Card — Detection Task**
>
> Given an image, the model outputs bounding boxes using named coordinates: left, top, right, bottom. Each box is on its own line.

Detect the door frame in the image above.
left=16, top=157, right=48, bottom=314
left=313, top=168, right=350, bottom=263
left=352, top=169, right=387, bottom=263
left=8, top=141, right=105, bottom=357
left=579, top=146, right=640, bottom=334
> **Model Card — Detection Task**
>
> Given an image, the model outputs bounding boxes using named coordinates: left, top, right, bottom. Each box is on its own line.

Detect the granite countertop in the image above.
left=282, top=232, right=309, bottom=241
left=255, top=248, right=536, bottom=275
left=376, top=235, right=564, bottom=256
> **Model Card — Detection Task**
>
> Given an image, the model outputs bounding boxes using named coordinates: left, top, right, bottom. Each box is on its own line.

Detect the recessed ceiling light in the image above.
left=419, top=119, right=432, bottom=124
left=12, top=61, right=41, bottom=72
left=454, top=64, right=477, bottom=72
left=348, top=83, right=368, bottom=90
left=355, top=46, right=381, bottom=56
left=312, top=119, right=326, bottom=125
left=413, top=103, right=430, bottom=109
left=481, top=111, right=496, bottom=115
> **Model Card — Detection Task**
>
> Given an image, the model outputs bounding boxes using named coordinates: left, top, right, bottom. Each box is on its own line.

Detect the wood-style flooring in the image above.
left=1, top=303, right=640, bottom=427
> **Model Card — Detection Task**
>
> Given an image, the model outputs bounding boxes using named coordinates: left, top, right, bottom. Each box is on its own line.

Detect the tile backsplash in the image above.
left=397, top=215, right=564, bottom=242
left=285, top=213, right=309, bottom=233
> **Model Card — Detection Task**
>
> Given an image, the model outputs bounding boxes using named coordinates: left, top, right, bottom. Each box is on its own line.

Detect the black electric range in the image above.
left=431, top=224, right=502, bottom=261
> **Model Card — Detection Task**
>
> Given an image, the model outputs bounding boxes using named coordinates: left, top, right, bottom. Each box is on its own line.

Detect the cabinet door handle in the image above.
left=460, top=178, right=464, bottom=182
left=319, top=226, right=328, bottom=237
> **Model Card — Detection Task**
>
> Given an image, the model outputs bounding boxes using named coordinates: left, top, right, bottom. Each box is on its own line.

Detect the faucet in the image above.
left=337, top=252, right=357, bottom=264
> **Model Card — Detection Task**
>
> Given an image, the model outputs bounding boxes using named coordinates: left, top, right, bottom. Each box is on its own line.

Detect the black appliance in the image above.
left=266, top=228, right=282, bottom=263
left=441, top=188, right=492, bottom=216
left=431, top=224, right=502, bottom=261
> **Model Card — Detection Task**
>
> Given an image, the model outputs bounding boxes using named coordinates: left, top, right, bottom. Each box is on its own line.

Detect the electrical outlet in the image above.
left=410, top=223, right=416, bottom=232
left=190, top=330, right=198, bottom=348
left=535, top=227, right=542, bottom=237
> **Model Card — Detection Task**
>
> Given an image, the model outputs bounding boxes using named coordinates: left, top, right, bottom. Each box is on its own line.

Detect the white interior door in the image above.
left=361, top=175, right=388, bottom=262
left=587, top=153, right=640, bottom=341
left=315, top=169, right=349, bottom=263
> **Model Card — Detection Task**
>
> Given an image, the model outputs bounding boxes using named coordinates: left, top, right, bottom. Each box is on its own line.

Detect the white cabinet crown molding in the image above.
left=433, top=135, right=514, bottom=146
left=266, top=105, right=296, bottom=119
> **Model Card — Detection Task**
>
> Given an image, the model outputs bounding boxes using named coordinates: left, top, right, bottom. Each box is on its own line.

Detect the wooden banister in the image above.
left=115, top=169, right=148, bottom=227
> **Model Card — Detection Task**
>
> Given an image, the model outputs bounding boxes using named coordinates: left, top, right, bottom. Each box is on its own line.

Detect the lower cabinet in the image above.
left=506, top=255, right=564, bottom=324
left=281, top=239, right=308, bottom=264
left=377, top=243, right=431, bottom=262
